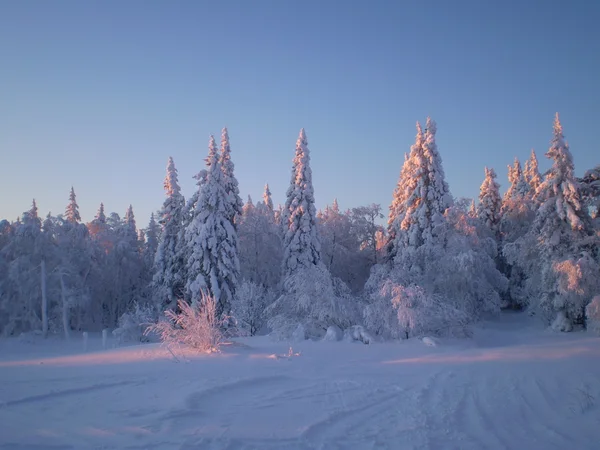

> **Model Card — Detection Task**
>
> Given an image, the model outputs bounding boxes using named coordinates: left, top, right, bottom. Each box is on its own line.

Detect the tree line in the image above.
left=1, top=115, right=598, bottom=340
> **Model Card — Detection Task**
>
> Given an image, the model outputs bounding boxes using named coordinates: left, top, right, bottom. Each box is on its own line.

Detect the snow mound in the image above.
left=344, top=325, right=373, bottom=344
left=422, top=336, right=439, bottom=347
left=323, top=325, right=343, bottom=341
left=551, top=311, right=573, bottom=332
left=291, top=324, right=307, bottom=342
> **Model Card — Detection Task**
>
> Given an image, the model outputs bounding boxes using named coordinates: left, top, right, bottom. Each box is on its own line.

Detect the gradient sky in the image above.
left=1, top=0, right=599, bottom=228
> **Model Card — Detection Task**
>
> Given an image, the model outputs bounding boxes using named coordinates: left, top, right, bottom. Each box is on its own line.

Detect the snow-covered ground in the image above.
left=1, top=313, right=599, bottom=450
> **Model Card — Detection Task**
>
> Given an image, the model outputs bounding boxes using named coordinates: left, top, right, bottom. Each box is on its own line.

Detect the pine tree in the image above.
left=153, top=156, right=186, bottom=311
left=263, top=183, right=273, bottom=212
left=504, top=158, right=530, bottom=202
left=397, top=117, right=452, bottom=255
left=512, top=114, right=597, bottom=329
left=477, top=167, right=503, bottom=238
left=219, top=128, right=243, bottom=227
left=145, top=213, right=160, bottom=261
left=186, top=135, right=240, bottom=318
left=281, top=128, right=321, bottom=276
left=387, top=125, right=424, bottom=261
left=65, top=187, right=81, bottom=224
left=96, top=203, right=107, bottom=224
left=524, top=149, right=542, bottom=195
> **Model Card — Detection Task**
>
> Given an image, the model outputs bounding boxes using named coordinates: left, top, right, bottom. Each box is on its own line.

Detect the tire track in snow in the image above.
left=1, top=380, right=137, bottom=407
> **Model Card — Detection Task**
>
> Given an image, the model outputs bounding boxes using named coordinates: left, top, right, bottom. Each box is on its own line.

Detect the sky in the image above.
left=1, top=0, right=599, bottom=228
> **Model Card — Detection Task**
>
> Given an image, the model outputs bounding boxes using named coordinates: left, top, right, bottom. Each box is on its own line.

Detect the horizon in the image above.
left=1, top=0, right=599, bottom=227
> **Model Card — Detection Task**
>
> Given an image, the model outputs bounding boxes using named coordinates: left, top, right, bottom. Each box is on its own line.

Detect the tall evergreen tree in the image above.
left=508, top=114, right=597, bottom=329
left=524, top=149, right=542, bottom=195
left=65, top=187, right=81, bottom=224
left=387, top=125, right=423, bottom=261
left=477, top=167, right=503, bottom=238
left=397, top=117, right=452, bottom=255
left=263, top=183, right=274, bottom=212
left=145, top=213, right=160, bottom=262
left=153, top=157, right=186, bottom=311
left=219, top=128, right=243, bottom=227
left=504, top=158, right=530, bottom=202
left=186, top=135, right=240, bottom=318
left=281, top=128, right=321, bottom=276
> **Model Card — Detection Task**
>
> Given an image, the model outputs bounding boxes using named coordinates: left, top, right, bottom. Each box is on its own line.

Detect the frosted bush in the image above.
left=343, top=325, right=374, bottom=344
left=323, top=324, right=343, bottom=341
left=145, top=292, right=228, bottom=353
left=365, top=280, right=471, bottom=339
left=267, top=265, right=357, bottom=340
left=586, top=296, right=600, bottom=335
left=231, top=280, right=274, bottom=336
left=112, top=302, right=157, bottom=344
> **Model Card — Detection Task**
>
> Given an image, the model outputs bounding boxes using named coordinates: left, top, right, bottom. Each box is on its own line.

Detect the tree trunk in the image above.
left=41, top=259, right=48, bottom=338
left=60, top=272, right=70, bottom=340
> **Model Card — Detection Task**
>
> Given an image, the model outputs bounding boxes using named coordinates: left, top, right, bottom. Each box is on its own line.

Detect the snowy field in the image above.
left=1, top=313, right=599, bottom=450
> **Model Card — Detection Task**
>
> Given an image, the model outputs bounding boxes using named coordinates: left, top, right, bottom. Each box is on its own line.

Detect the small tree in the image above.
left=231, top=280, right=273, bottom=336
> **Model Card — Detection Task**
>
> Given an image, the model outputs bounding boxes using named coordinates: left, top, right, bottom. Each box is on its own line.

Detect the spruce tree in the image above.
left=477, top=167, right=503, bottom=239
left=153, top=157, right=186, bottom=311
left=524, top=149, right=542, bottom=196
left=186, top=135, right=240, bottom=318
left=219, top=128, right=243, bottom=227
left=281, top=128, right=321, bottom=276
left=65, top=187, right=81, bottom=224
left=515, top=114, right=597, bottom=329
left=387, top=124, right=423, bottom=261
left=263, top=183, right=274, bottom=212
left=397, top=117, right=452, bottom=254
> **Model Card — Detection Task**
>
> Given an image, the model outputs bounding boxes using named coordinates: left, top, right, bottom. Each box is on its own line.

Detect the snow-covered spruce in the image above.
left=152, top=157, right=186, bottom=312
left=477, top=166, right=502, bottom=239
left=185, top=135, right=240, bottom=319
left=504, top=114, right=598, bottom=329
left=365, top=119, right=506, bottom=339
left=280, top=129, right=322, bottom=276
left=269, top=129, right=359, bottom=339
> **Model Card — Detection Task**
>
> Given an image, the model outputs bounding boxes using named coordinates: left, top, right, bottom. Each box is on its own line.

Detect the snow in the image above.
left=1, top=312, right=598, bottom=449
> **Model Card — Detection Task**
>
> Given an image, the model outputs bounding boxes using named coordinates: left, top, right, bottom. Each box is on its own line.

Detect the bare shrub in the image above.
left=145, top=292, right=228, bottom=353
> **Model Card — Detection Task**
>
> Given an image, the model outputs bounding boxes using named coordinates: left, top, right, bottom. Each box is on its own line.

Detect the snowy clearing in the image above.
left=1, top=313, right=599, bottom=450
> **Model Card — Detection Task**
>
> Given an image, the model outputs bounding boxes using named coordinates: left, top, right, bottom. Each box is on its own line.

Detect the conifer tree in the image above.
left=397, top=117, right=452, bottom=254
left=507, top=114, right=597, bottom=329
left=524, top=149, right=542, bottom=195
left=186, top=135, right=240, bottom=318
left=65, top=187, right=81, bottom=224
left=153, top=157, right=186, bottom=311
left=219, top=128, right=243, bottom=227
left=477, top=167, right=503, bottom=238
left=281, top=128, right=321, bottom=276
left=263, top=183, right=274, bottom=212
left=387, top=124, right=423, bottom=261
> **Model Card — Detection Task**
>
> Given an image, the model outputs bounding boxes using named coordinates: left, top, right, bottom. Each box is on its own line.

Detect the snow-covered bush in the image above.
left=585, top=296, right=600, bottom=335
left=267, top=265, right=358, bottom=340
left=145, top=293, right=227, bottom=353
left=343, top=325, right=374, bottom=344
left=365, top=280, right=471, bottom=339
left=551, top=253, right=600, bottom=327
left=112, top=302, right=157, bottom=344
left=323, top=324, right=343, bottom=341
left=231, top=280, right=274, bottom=336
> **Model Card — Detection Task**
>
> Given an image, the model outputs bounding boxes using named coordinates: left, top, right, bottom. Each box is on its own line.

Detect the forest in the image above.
left=1, top=114, right=599, bottom=341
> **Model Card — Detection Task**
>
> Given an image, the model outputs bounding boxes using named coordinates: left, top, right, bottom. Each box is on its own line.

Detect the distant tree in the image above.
left=524, top=149, right=543, bottom=196
left=477, top=167, right=503, bottom=239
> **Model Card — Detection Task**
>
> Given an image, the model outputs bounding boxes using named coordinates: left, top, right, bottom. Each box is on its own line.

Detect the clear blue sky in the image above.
left=1, top=0, right=599, bottom=227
